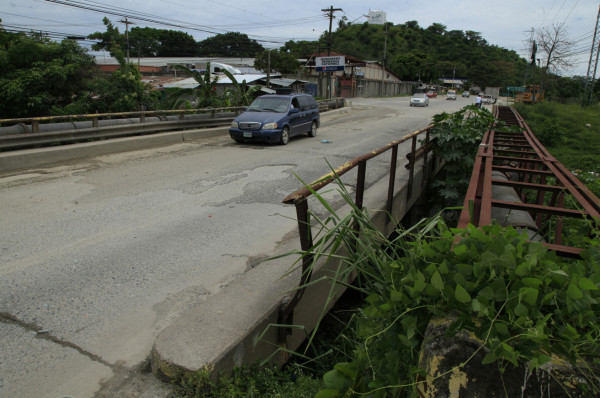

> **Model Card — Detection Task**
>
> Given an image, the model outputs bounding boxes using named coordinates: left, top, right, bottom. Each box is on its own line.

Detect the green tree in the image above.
left=198, top=32, right=264, bottom=57
left=0, top=28, right=95, bottom=118
left=56, top=53, right=159, bottom=114
left=282, top=40, right=322, bottom=58
left=254, top=49, right=300, bottom=74
left=90, top=23, right=199, bottom=58
left=156, top=29, right=198, bottom=57
left=220, top=68, right=261, bottom=107
left=88, top=17, right=125, bottom=58
left=171, top=63, right=220, bottom=108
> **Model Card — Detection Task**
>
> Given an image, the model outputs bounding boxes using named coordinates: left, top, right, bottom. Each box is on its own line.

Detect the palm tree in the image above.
left=172, top=62, right=220, bottom=109
left=220, top=68, right=261, bottom=106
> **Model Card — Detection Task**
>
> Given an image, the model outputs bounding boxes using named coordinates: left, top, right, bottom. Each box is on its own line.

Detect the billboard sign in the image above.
left=367, top=10, right=386, bottom=25
left=316, top=56, right=345, bottom=72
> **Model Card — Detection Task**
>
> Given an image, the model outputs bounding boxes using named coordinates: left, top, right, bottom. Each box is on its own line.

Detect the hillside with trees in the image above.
left=283, top=20, right=586, bottom=98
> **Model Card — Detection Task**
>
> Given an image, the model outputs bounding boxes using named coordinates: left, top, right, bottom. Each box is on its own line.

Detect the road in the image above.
left=0, top=95, right=471, bottom=397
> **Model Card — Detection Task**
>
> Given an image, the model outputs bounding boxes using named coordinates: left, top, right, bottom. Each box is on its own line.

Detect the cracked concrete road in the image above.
left=0, top=97, right=468, bottom=397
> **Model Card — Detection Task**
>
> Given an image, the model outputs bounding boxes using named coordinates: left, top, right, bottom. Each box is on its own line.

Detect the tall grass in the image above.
left=514, top=102, right=600, bottom=174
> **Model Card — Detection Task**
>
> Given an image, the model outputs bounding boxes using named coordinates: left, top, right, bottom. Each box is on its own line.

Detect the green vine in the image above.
left=296, top=186, right=600, bottom=397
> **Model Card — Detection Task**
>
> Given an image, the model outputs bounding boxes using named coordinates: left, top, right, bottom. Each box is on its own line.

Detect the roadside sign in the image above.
left=367, top=10, right=386, bottom=25
left=316, top=56, right=345, bottom=72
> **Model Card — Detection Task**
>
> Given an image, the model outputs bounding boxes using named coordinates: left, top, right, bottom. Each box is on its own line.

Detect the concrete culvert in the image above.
left=491, top=170, right=545, bottom=243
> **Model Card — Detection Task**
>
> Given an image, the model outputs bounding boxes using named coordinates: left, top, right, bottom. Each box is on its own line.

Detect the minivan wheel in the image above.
left=308, top=121, right=317, bottom=137
left=280, top=127, right=290, bottom=145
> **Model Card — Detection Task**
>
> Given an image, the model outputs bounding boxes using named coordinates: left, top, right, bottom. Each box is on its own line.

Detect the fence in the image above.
left=0, top=98, right=345, bottom=151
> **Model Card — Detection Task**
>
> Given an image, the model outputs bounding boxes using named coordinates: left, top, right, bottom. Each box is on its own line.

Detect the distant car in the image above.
left=410, top=93, right=429, bottom=107
left=447, top=90, right=457, bottom=100
left=426, top=91, right=438, bottom=98
left=229, top=93, right=320, bottom=145
left=481, top=95, right=497, bottom=104
left=462, top=91, right=470, bottom=97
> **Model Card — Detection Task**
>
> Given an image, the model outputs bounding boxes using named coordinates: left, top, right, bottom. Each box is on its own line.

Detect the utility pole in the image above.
left=119, top=18, right=136, bottom=63
left=380, top=22, right=388, bottom=96
left=322, top=6, right=342, bottom=98
left=452, top=65, right=455, bottom=88
left=584, top=5, right=600, bottom=106
left=523, top=28, right=535, bottom=86
left=267, top=50, right=271, bottom=88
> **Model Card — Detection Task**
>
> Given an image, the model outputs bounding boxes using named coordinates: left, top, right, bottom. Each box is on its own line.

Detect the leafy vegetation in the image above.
left=52, top=52, right=159, bottom=115
left=173, top=364, right=323, bottom=398
left=515, top=101, right=600, bottom=197
left=300, top=194, right=600, bottom=397
left=428, top=106, right=495, bottom=206
left=198, top=32, right=264, bottom=57
left=89, top=18, right=199, bottom=58
left=287, top=21, right=529, bottom=88
left=167, top=63, right=261, bottom=109
left=0, top=29, right=95, bottom=118
left=254, top=49, right=301, bottom=74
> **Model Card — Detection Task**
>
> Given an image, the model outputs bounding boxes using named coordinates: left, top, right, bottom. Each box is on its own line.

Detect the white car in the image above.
left=481, top=95, right=496, bottom=104
left=410, top=93, right=429, bottom=107
left=447, top=90, right=457, bottom=100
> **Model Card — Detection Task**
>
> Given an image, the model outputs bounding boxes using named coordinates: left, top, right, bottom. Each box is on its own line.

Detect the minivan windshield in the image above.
left=247, top=97, right=290, bottom=113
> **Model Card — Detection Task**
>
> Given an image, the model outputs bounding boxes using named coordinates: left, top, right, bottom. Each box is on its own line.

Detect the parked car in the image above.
left=446, top=90, right=457, bottom=100
left=426, top=91, right=438, bottom=98
left=229, top=93, right=320, bottom=145
left=462, top=91, right=470, bottom=97
left=481, top=95, right=497, bottom=104
left=410, top=93, right=429, bottom=107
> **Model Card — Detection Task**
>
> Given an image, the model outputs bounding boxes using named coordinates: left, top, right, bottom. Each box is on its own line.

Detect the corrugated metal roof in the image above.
left=267, top=78, right=307, bottom=87
left=161, top=77, right=199, bottom=89
left=217, top=74, right=268, bottom=84
left=93, top=56, right=257, bottom=68
left=160, top=74, right=271, bottom=89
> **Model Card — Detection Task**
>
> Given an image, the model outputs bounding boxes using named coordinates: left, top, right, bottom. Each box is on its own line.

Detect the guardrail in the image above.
left=278, top=125, right=435, bottom=344
left=0, top=98, right=346, bottom=151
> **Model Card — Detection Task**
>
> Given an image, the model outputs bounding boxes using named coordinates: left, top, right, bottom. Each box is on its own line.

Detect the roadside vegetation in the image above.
left=515, top=102, right=600, bottom=197
left=170, top=106, right=600, bottom=397
left=3, top=15, right=599, bottom=119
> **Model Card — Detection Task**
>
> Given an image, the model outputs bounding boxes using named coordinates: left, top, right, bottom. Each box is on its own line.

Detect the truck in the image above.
left=514, top=85, right=544, bottom=103
left=484, top=87, right=500, bottom=98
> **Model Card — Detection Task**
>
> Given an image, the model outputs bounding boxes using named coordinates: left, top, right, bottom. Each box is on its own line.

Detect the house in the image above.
left=300, top=52, right=413, bottom=98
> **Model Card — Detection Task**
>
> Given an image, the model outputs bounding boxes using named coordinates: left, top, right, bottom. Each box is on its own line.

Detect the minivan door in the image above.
left=288, top=97, right=304, bottom=135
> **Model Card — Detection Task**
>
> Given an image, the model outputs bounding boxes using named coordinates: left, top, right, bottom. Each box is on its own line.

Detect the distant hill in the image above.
left=284, top=20, right=530, bottom=90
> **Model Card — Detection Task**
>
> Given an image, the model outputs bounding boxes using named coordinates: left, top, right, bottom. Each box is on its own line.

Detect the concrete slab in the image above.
left=150, top=147, right=441, bottom=381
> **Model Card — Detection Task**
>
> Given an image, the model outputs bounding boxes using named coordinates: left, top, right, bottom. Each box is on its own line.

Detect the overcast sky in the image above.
left=2, top=0, right=599, bottom=77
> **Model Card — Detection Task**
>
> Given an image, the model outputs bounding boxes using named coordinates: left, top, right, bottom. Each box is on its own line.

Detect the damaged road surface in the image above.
left=0, top=97, right=466, bottom=397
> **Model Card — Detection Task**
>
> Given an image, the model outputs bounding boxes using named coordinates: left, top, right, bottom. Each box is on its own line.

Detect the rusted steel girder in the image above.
left=458, top=105, right=600, bottom=257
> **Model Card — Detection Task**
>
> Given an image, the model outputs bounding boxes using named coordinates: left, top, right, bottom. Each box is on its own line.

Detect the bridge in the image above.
left=1, top=99, right=598, bottom=396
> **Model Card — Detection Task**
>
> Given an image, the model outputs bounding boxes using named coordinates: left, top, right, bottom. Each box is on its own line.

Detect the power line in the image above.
left=43, top=0, right=323, bottom=45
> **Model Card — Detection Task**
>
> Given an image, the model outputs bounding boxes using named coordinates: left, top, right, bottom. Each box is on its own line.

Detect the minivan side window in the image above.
left=298, top=96, right=316, bottom=111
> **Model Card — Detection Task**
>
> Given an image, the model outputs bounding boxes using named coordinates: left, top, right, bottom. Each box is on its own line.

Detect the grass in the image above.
left=514, top=101, right=600, bottom=175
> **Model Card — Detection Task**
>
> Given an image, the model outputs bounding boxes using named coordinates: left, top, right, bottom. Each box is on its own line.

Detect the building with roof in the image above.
left=299, top=52, right=415, bottom=98
left=94, top=54, right=417, bottom=99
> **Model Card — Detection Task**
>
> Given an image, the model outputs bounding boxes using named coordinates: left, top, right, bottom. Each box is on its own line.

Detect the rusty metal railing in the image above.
left=278, top=125, right=435, bottom=343
left=458, top=106, right=600, bottom=257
